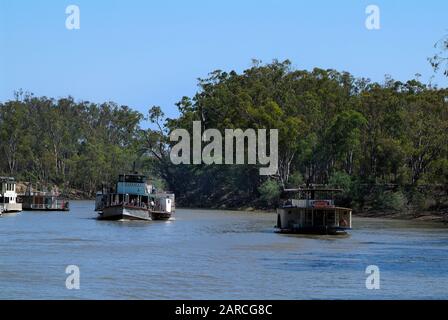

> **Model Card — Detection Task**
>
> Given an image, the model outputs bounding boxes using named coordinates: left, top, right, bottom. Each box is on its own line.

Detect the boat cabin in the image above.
left=117, top=174, right=152, bottom=195
left=21, top=184, right=69, bottom=211
left=276, top=188, right=352, bottom=235
left=0, top=177, right=22, bottom=213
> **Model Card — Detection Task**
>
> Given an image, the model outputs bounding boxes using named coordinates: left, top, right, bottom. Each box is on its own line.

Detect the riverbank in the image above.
left=235, top=202, right=448, bottom=223
left=15, top=181, right=448, bottom=224
left=15, top=182, right=93, bottom=200
left=189, top=204, right=448, bottom=224
left=354, top=210, right=448, bottom=223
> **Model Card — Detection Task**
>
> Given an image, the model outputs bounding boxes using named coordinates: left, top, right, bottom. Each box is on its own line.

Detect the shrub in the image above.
left=329, top=171, right=352, bottom=193
left=258, top=179, right=281, bottom=207
left=374, top=190, right=407, bottom=212
left=287, top=172, right=303, bottom=188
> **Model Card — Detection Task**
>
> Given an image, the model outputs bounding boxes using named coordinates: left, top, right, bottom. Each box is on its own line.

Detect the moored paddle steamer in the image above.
left=0, top=177, right=22, bottom=214
left=21, top=184, right=70, bottom=211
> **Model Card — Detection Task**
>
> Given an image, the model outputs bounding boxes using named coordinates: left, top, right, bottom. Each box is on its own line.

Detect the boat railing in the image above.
left=283, top=199, right=335, bottom=208
left=28, top=200, right=68, bottom=210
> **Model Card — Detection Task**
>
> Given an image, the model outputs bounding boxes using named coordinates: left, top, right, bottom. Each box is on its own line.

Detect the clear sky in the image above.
left=1, top=0, right=447, bottom=120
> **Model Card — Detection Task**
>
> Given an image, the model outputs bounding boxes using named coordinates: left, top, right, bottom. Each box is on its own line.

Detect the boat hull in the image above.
left=22, top=204, right=69, bottom=212
left=0, top=203, right=23, bottom=214
left=276, top=206, right=352, bottom=236
left=276, top=227, right=349, bottom=236
left=23, top=208, right=70, bottom=212
left=99, top=205, right=151, bottom=221
left=98, top=206, right=175, bottom=222
left=151, top=211, right=173, bottom=221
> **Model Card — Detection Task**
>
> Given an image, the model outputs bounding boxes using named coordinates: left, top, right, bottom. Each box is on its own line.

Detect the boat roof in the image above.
left=119, top=172, right=145, bottom=176
left=118, top=173, right=146, bottom=177
left=0, top=177, right=16, bottom=182
left=118, top=173, right=148, bottom=182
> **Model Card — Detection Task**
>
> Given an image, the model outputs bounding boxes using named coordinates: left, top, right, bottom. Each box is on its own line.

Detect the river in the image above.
left=0, top=200, right=447, bottom=299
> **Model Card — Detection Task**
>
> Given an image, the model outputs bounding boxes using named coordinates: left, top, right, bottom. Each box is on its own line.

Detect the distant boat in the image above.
left=95, top=173, right=175, bottom=221
left=20, top=184, right=70, bottom=212
left=0, top=177, right=23, bottom=214
left=276, top=187, right=352, bottom=235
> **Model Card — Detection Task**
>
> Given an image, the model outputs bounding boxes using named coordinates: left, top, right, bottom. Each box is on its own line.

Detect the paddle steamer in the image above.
left=0, top=177, right=23, bottom=214
left=21, top=184, right=69, bottom=211
left=276, top=187, right=352, bottom=235
left=95, top=173, right=175, bottom=221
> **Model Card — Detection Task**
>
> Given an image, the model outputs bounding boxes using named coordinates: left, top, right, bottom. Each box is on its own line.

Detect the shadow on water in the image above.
left=92, top=218, right=176, bottom=229
left=279, top=233, right=352, bottom=241
left=0, top=212, right=23, bottom=218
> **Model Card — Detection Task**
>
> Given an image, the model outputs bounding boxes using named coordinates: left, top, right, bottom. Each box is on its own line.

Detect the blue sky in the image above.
left=1, top=0, right=447, bottom=120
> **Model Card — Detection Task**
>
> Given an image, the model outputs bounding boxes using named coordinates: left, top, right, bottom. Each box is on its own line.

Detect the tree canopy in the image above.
left=147, top=61, right=448, bottom=211
left=1, top=61, right=447, bottom=213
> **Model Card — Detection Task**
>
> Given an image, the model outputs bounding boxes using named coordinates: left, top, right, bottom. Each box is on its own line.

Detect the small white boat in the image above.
left=0, top=177, right=23, bottom=214
left=95, top=173, right=175, bottom=221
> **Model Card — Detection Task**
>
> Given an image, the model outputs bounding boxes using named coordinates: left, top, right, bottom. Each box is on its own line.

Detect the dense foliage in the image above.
left=1, top=61, right=448, bottom=214
left=146, top=60, right=448, bottom=212
left=0, top=92, right=142, bottom=195
left=430, top=34, right=448, bottom=76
